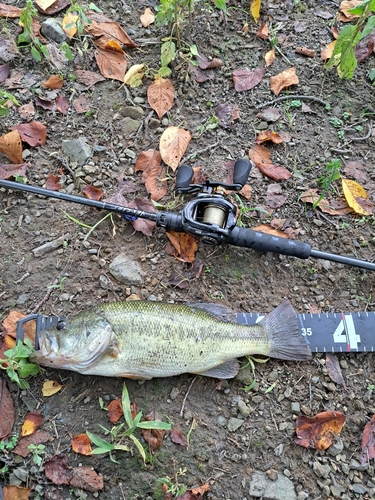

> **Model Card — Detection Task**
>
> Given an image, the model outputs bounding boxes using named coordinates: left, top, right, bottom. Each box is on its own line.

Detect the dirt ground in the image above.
left=1, top=0, right=375, bottom=498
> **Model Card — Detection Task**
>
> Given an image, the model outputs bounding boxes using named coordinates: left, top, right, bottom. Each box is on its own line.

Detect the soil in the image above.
left=1, top=0, right=375, bottom=499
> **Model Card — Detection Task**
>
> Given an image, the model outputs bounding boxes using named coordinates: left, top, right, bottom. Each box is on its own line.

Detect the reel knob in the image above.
left=233, top=159, right=253, bottom=187
left=175, top=164, right=194, bottom=191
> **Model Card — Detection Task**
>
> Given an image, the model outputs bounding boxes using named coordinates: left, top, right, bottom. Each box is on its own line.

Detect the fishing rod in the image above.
left=0, top=159, right=374, bottom=271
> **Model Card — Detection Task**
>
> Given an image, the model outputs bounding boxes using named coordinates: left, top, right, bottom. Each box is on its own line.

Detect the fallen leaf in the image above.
left=124, top=63, right=145, bottom=87
left=142, top=412, right=166, bottom=454
left=62, top=11, right=78, bottom=38
left=55, top=95, right=69, bottom=114
left=249, top=144, right=271, bottom=165
left=0, top=379, right=14, bottom=439
left=135, top=149, right=167, bottom=201
left=94, top=48, right=128, bottom=82
left=196, top=52, right=223, bottom=70
left=0, top=163, right=29, bottom=180
left=127, top=198, right=157, bottom=236
left=255, top=130, right=283, bottom=145
left=264, top=48, right=276, bottom=67
left=342, top=178, right=373, bottom=215
left=159, top=126, right=191, bottom=171
left=11, top=122, right=47, bottom=147
left=147, top=77, right=174, bottom=119
left=166, top=231, right=198, bottom=263
left=18, top=102, right=35, bottom=120
left=44, top=455, right=73, bottom=485
left=339, top=0, right=362, bottom=21
left=87, top=20, right=136, bottom=47
left=295, top=411, right=346, bottom=450
left=295, top=46, right=315, bottom=57
left=74, top=69, right=106, bottom=86
left=360, top=414, right=375, bottom=464
left=191, top=484, right=210, bottom=496
left=0, top=3, right=23, bottom=17
left=301, top=102, right=315, bottom=113
left=34, top=96, right=56, bottom=111
left=266, top=183, right=288, bottom=208
left=140, top=7, right=155, bottom=27
left=216, top=103, right=240, bottom=129
left=294, top=20, right=307, bottom=33
left=270, top=67, right=299, bottom=96
left=256, top=108, right=280, bottom=122
left=42, top=380, right=62, bottom=396
left=41, top=74, right=64, bottom=90
left=232, top=67, right=265, bottom=92
left=2, top=486, right=31, bottom=500
left=13, top=430, right=49, bottom=457
left=73, top=95, right=90, bottom=114
left=35, top=0, right=56, bottom=10
left=169, top=428, right=187, bottom=446
left=257, top=163, right=292, bottom=181
left=344, top=161, right=367, bottom=184
left=326, top=353, right=347, bottom=390
left=250, top=0, right=261, bottom=23
left=188, top=62, right=215, bottom=83
left=70, top=466, right=104, bottom=492
left=300, top=189, right=354, bottom=215
left=71, top=434, right=93, bottom=455
left=35, top=0, right=70, bottom=15
left=256, top=22, right=269, bottom=40
left=252, top=224, right=289, bottom=239
left=107, top=398, right=123, bottom=423
left=2, top=310, right=35, bottom=339
left=321, top=40, right=337, bottom=61
left=21, top=411, right=43, bottom=437
left=0, top=130, right=23, bottom=163
left=314, top=10, right=334, bottom=19
left=0, top=62, right=10, bottom=82
left=45, top=173, right=62, bottom=191
left=355, top=32, right=375, bottom=63
left=168, top=259, right=204, bottom=288
left=83, top=184, right=103, bottom=201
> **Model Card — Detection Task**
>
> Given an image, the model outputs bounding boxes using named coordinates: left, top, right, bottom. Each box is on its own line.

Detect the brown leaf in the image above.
left=252, top=224, right=289, bottom=239
left=11, top=122, right=47, bottom=147
left=21, top=411, right=43, bottom=437
left=339, top=0, right=362, bottom=21
left=295, top=411, right=346, bottom=450
left=216, top=103, right=240, bottom=129
left=141, top=412, right=166, bottom=454
left=266, top=183, right=288, bottom=208
left=2, top=485, right=32, bottom=500
left=256, top=22, right=269, bottom=39
left=300, top=189, right=354, bottom=215
left=127, top=198, right=157, bottom=236
left=140, top=7, right=155, bottom=27
left=0, top=379, right=14, bottom=439
left=71, top=434, right=93, bottom=455
left=74, top=69, right=106, bottom=86
left=256, top=108, right=280, bottom=123
left=0, top=163, right=29, bottom=180
left=70, top=466, right=104, bottom=492
left=270, top=67, right=299, bottom=96
left=135, top=149, right=167, bottom=201
left=167, top=259, right=204, bottom=288
left=249, top=144, right=271, bottom=165
left=2, top=310, right=35, bottom=340
left=355, top=33, right=375, bottom=63
left=35, top=0, right=70, bottom=15
left=232, top=67, right=265, bottom=92
left=45, top=455, right=73, bottom=485
left=82, top=184, right=103, bottom=201
left=41, top=74, right=64, bottom=90
left=326, top=353, right=347, bottom=390
left=188, top=62, right=215, bottom=83
left=170, top=428, right=187, bottom=446
left=73, top=95, right=90, bottom=114
left=87, top=20, right=136, bottom=47
left=294, top=20, right=307, bottom=33
left=55, top=95, right=69, bottom=114
left=257, top=163, right=292, bottom=181
left=0, top=3, right=23, bottom=17
left=196, top=52, right=223, bottom=70
left=159, top=126, right=191, bottom=171
left=344, top=161, right=367, bottom=184
left=13, top=430, right=49, bottom=457
left=321, top=40, right=337, bottom=61
left=45, top=173, right=62, bottom=191
left=94, top=48, right=128, bottom=82
left=0, top=130, right=23, bottom=163
left=107, top=398, right=123, bottom=423
left=0, top=62, right=10, bottom=82
left=295, top=46, right=315, bottom=57
left=147, top=77, right=174, bottom=120
left=255, top=130, right=283, bottom=145
left=166, top=231, right=198, bottom=263
left=35, top=96, right=55, bottom=111
left=18, top=102, right=35, bottom=120
left=42, top=379, right=62, bottom=396
left=360, top=414, right=375, bottom=464
left=264, top=48, right=276, bottom=67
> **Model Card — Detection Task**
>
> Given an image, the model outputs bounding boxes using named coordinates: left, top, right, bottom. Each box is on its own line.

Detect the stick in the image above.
left=349, top=121, right=372, bottom=142
left=257, top=95, right=330, bottom=109
left=180, top=376, right=197, bottom=417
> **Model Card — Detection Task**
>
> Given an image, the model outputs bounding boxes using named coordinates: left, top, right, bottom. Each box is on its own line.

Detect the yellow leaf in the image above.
left=35, top=0, right=57, bottom=10
left=42, top=380, right=62, bottom=396
left=62, top=12, right=78, bottom=38
left=250, top=0, right=261, bottom=23
left=265, top=48, right=275, bottom=67
left=342, top=178, right=373, bottom=215
left=124, top=63, right=145, bottom=87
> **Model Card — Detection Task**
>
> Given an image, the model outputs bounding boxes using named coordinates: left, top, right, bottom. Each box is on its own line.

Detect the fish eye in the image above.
left=56, top=321, right=67, bottom=330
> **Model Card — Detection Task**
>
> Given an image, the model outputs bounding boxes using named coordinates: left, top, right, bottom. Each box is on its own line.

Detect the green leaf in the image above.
left=88, top=2, right=102, bottom=12
left=132, top=412, right=143, bottom=428
left=161, top=40, right=176, bottom=67
left=348, top=0, right=371, bottom=15
left=18, top=362, right=40, bottom=378
left=31, top=46, right=42, bottom=62
left=190, top=44, right=199, bottom=56
left=241, top=379, right=256, bottom=391
left=86, top=431, right=114, bottom=451
left=121, top=383, right=133, bottom=428
left=129, top=435, right=146, bottom=463
left=369, top=68, right=375, bottom=80
left=90, top=447, right=112, bottom=455
left=360, top=15, right=375, bottom=40
left=17, top=32, right=31, bottom=44
left=157, top=66, right=172, bottom=78
left=213, top=0, right=227, bottom=10
left=138, top=421, right=172, bottom=430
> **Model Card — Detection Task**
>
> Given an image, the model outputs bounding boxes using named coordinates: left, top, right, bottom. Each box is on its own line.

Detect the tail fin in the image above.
left=261, top=301, right=311, bottom=361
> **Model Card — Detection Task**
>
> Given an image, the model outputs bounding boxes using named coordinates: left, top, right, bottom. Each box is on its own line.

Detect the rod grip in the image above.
left=229, top=226, right=312, bottom=259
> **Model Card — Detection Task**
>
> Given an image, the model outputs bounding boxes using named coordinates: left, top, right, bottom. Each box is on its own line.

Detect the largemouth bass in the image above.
left=30, top=300, right=311, bottom=379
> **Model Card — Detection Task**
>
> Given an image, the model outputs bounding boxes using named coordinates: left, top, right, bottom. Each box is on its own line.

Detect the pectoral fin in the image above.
left=196, top=359, right=240, bottom=379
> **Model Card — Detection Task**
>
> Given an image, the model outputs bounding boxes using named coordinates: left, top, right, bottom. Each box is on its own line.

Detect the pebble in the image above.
left=313, top=461, right=331, bottom=478
left=16, top=293, right=28, bottom=305
left=352, top=484, right=367, bottom=494
left=274, top=444, right=284, bottom=456
left=238, top=399, right=251, bottom=417
left=349, top=459, right=368, bottom=471
left=217, top=415, right=227, bottom=427
left=291, top=402, right=300, bottom=413
left=227, top=417, right=244, bottom=432
left=170, top=387, right=179, bottom=400
left=328, top=437, right=344, bottom=456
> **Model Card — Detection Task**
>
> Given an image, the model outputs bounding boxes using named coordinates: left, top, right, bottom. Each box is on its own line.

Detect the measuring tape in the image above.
left=237, top=311, right=375, bottom=353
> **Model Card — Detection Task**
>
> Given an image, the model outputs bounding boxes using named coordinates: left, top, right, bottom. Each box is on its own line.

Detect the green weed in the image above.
left=313, top=158, right=341, bottom=209
left=18, top=0, right=49, bottom=61
left=0, top=340, right=40, bottom=389
left=240, top=355, right=269, bottom=391
left=28, top=444, right=45, bottom=466
left=0, top=91, right=19, bottom=116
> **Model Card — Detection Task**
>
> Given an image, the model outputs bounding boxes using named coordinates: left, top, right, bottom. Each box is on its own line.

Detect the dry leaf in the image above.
left=88, top=20, right=136, bottom=47
left=170, top=428, right=187, bottom=446
left=35, top=0, right=56, bottom=10
left=196, top=53, right=223, bottom=70
left=0, top=3, right=23, bottom=17
left=13, top=430, right=49, bottom=457
left=339, top=0, right=362, bottom=21
left=257, top=163, right=292, bottom=181
left=74, top=69, right=106, bottom=86
left=256, top=22, right=269, bottom=40
left=62, top=11, right=78, bottom=38
left=0, top=163, right=29, bottom=180
left=142, top=412, right=166, bottom=454
left=107, top=399, right=123, bottom=423
left=166, top=231, right=198, bottom=263
left=295, top=411, right=346, bottom=450
left=42, top=380, right=62, bottom=396
left=94, top=48, right=128, bottom=82
left=159, top=126, right=191, bottom=171
left=321, top=40, right=336, bottom=61
left=0, top=130, right=23, bottom=163
left=127, top=198, right=157, bottom=236
left=252, top=224, right=289, bottom=239
left=2, top=310, right=35, bottom=340
left=135, top=149, right=167, bottom=201
left=0, top=62, right=10, bottom=82
left=256, top=108, right=280, bottom=122
left=300, top=189, right=354, bottom=215
left=71, top=434, right=93, bottom=455
left=11, top=121, right=47, bottom=147
left=45, top=173, right=62, bottom=191
left=255, top=130, right=283, bottom=144
left=344, top=161, right=367, bottom=184
left=41, top=74, right=63, bottom=89
left=232, top=67, right=265, bottom=92
left=266, top=183, right=288, bottom=208
left=70, top=466, right=104, bottom=492
left=270, top=67, right=299, bottom=96
left=250, top=0, right=261, bottom=23
left=82, top=184, right=103, bottom=201
left=265, top=48, right=276, bottom=67
left=124, top=63, right=145, bottom=87
left=249, top=144, right=271, bottom=165
left=0, top=379, right=14, bottom=440
left=295, top=46, right=315, bottom=57
left=21, top=411, right=43, bottom=437
left=18, top=102, right=35, bottom=120
left=326, top=353, right=347, bottom=390
left=55, top=95, right=69, bottom=114
left=44, top=455, right=73, bottom=485
left=147, top=77, right=174, bottom=119
left=168, top=259, right=203, bottom=288
left=342, top=178, right=373, bottom=215
left=73, top=95, right=90, bottom=114
left=2, top=486, right=32, bottom=500
left=140, top=7, right=155, bottom=27
left=360, top=414, right=375, bottom=464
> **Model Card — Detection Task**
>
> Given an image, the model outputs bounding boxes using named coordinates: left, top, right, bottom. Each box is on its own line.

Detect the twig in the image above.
left=274, top=44, right=291, bottom=65
left=257, top=95, right=330, bottom=109
left=29, top=288, right=54, bottom=314
left=181, top=142, right=219, bottom=163
left=180, top=376, right=197, bottom=417
left=349, top=121, right=372, bottom=142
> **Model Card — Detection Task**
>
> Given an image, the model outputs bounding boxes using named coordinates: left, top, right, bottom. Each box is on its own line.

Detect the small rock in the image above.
left=284, top=387, right=292, bottom=398
left=120, top=106, right=144, bottom=120
left=297, top=492, right=309, bottom=500
left=266, top=469, right=278, bottom=481
left=351, top=484, right=367, bottom=494
left=291, top=402, right=300, bottom=413
left=330, top=484, right=346, bottom=497
left=121, top=117, right=141, bottom=136
left=227, top=417, right=244, bottom=432
left=349, top=459, right=368, bottom=471
left=16, top=293, right=28, bottom=305
left=170, top=387, right=180, bottom=400
left=41, top=18, right=66, bottom=44
left=217, top=415, right=227, bottom=427
left=313, top=461, right=331, bottom=478
left=328, top=437, right=344, bottom=457
left=238, top=399, right=251, bottom=418
left=249, top=471, right=296, bottom=500
left=62, top=138, right=92, bottom=167
left=274, top=444, right=284, bottom=456
left=109, top=253, right=145, bottom=285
